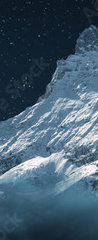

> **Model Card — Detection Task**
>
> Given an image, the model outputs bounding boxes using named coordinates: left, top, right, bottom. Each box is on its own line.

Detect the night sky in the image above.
left=0, top=0, right=98, bottom=121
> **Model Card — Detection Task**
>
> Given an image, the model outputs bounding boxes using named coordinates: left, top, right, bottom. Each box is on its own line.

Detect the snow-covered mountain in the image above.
left=0, top=25, right=98, bottom=240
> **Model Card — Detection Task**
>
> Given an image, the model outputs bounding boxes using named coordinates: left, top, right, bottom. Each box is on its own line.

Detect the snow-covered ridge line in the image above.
left=0, top=25, right=98, bottom=194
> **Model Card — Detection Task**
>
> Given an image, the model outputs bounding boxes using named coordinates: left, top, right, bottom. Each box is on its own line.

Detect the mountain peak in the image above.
left=44, top=26, right=98, bottom=102
left=75, top=25, right=98, bottom=54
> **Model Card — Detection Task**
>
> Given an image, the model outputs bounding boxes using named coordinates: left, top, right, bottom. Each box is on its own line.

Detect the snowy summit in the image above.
left=0, top=25, right=98, bottom=239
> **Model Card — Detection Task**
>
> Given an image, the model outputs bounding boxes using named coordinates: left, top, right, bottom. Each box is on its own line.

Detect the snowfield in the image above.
left=0, top=25, right=98, bottom=240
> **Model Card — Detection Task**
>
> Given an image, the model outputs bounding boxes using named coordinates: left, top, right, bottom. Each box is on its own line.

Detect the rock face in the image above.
left=75, top=25, right=98, bottom=53
left=0, top=25, right=98, bottom=240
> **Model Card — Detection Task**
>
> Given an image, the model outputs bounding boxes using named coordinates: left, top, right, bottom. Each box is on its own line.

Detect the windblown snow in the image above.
left=0, top=25, right=98, bottom=240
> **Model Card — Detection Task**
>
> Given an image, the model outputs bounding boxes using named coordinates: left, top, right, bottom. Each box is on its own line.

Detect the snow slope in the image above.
left=0, top=25, right=98, bottom=239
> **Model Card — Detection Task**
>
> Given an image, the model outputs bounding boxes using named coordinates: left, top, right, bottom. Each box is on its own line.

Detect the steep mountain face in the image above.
left=0, top=25, right=98, bottom=188
left=0, top=25, right=98, bottom=240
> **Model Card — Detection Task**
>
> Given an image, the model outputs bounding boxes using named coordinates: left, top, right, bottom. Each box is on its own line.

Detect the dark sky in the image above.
left=0, top=0, right=98, bottom=121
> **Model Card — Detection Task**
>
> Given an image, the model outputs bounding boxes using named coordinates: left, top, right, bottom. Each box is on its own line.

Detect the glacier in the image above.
left=0, top=25, right=98, bottom=240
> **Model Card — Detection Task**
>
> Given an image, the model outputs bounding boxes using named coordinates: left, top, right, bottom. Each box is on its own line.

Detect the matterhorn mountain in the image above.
left=0, top=25, right=98, bottom=240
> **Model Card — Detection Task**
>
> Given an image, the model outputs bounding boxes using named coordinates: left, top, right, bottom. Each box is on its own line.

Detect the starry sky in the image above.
left=0, top=0, right=98, bottom=121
